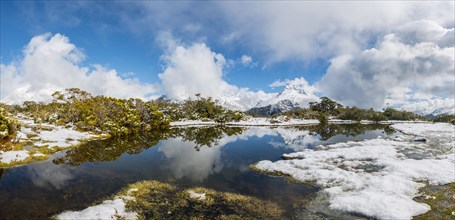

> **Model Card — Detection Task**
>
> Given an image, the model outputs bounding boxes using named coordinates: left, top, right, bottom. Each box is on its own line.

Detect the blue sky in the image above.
left=1, top=1, right=454, bottom=113
left=1, top=1, right=328, bottom=92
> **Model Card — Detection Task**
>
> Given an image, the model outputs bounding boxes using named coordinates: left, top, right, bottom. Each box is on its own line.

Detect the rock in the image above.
left=414, top=137, right=427, bottom=142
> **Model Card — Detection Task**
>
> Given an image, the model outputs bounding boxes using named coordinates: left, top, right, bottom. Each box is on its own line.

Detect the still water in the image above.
left=0, top=124, right=396, bottom=219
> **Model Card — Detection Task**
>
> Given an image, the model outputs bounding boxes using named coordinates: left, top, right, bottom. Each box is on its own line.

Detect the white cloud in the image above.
left=158, top=39, right=274, bottom=110
left=317, top=20, right=454, bottom=110
left=0, top=33, right=159, bottom=104
left=240, top=55, right=252, bottom=65
left=219, top=1, right=454, bottom=63
left=401, top=98, right=455, bottom=116
left=269, top=80, right=287, bottom=88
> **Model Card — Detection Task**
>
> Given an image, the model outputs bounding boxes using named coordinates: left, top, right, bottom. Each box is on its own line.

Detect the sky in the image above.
left=1, top=1, right=454, bottom=113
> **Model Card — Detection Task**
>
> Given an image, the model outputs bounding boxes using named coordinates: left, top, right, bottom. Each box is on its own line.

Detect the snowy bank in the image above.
left=56, top=198, right=137, bottom=220
left=171, top=117, right=320, bottom=127
left=170, top=117, right=429, bottom=127
left=17, top=118, right=102, bottom=148
left=0, top=150, right=30, bottom=164
left=1, top=117, right=109, bottom=167
left=254, top=123, right=455, bottom=219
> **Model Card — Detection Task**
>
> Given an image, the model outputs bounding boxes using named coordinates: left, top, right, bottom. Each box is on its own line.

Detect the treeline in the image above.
left=269, top=97, right=429, bottom=123
left=149, top=94, right=244, bottom=123
left=432, top=114, right=455, bottom=124
left=1, top=89, right=245, bottom=138
left=9, top=88, right=170, bottom=136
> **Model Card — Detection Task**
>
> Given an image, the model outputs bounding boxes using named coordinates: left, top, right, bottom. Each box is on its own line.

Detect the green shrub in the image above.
left=0, top=107, right=21, bottom=143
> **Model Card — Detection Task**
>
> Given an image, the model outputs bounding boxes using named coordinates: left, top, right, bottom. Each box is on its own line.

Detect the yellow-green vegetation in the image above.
left=433, top=114, right=455, bottom=125
left=266, top=97, right=427, bottom=122
left=150, top=93, right=245, bottom=123
left=414, top=183, right=455, bottom=219
left=116, top=180, right=284, bottom=219
left=17, top=88, right=170, bottom=136
left=0, top=107, right=21, bottom=147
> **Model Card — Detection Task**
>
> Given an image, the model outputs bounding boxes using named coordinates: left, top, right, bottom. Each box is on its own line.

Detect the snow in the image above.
left=0, top=150, right=30, bottom=164
left=188, top=191, right=207, bottom=200
left=56, top=198, right=137, bottom=220
left=392, top=122, right=454, bottom=139
left=255, top=123, right=455, bottom=220
left=18, top=118, right=96, bottom=148
left=170, top=120, right=217, bottom=126
left=228, top=117, right=320, bottom=126
left=255, top=78, right=319, bottom=108
left=170, top=117, right=321, bottom=127
left=170, top=117, right=429, bottom=127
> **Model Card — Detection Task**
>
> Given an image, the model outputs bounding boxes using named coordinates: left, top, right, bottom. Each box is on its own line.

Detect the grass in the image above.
left=114, top=180, right=284, bottom=219
left=414, top=183, right=455, bottom=219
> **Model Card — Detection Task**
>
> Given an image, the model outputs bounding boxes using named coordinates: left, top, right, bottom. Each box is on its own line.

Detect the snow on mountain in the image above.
left=256, top=78, right=319, bottom=108
left=245, top=78, right=319, bottom=115
left=401, top=98, right=454, bottom=116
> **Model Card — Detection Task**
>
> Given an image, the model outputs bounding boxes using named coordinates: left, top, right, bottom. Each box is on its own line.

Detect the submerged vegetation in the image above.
left=115, top=180, right=284, bottom=219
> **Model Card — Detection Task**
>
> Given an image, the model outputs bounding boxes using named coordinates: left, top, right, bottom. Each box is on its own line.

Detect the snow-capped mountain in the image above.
left=246, top=78, right=319, bottom=115
left=401, top=98, right=455, bottom=116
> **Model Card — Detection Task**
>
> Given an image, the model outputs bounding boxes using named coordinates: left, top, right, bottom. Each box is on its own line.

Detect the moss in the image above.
left=414, top=183, right=455, bottom=219
left=114, top=180, right=284, bottom=219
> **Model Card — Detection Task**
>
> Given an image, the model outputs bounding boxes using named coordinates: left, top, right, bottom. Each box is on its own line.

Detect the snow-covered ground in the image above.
left=171, top=117, right=321, bottom=126
left=56, top=198, right=137, bottom=220
left=0, top=150, right=30, bottom=164
left=255, top=123, right=455, bottom=220
left=17, top=118, right=99, bottom=148
left=170, top=117, right=429, bottom=127
left=1, top=118, right=107, bottom=167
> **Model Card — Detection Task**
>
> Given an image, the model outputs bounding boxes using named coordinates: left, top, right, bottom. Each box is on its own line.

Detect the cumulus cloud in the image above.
left=158, top=40, right=274, bottom=110
left=317, top=20, right=454, bottom=110
left=0, top=33, right=159, bottom=104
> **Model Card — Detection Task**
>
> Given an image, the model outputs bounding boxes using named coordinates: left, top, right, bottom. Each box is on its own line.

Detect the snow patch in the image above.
left=0, top=150, right=30, bottom=164
left=255, top=123, right=455, bottom=219
left=188, top=191, right=207, bottom=201
left=56, top=198, right=137, bottom=220
left=18, top=118, right=95, bottom=148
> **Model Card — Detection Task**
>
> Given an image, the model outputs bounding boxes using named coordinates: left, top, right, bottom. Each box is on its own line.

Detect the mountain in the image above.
left=246, top=80, right=319, bottom=116
left=246, top=99, right=299, bottom=116
left=401, top=98, right=454, bottom=117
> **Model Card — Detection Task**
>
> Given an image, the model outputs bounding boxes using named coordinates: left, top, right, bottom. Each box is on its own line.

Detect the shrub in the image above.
left=0, top=107, right=21, bottom=143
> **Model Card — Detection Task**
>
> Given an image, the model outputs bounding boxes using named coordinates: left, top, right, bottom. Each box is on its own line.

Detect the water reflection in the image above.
left=53, top=131, right=166, bottom=166
left=0, top=124, right=395, bottom=219
left=26, top=163, right=76, bottom=190
left=0, top=169, right=5, bottom=180
left=53, top=124, right=391, bottom=167
left=306, top=124, right=393, bottom=141
left=158, top=138, right=224, bottom=182
left=169, top=126, right=245, bottom=149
